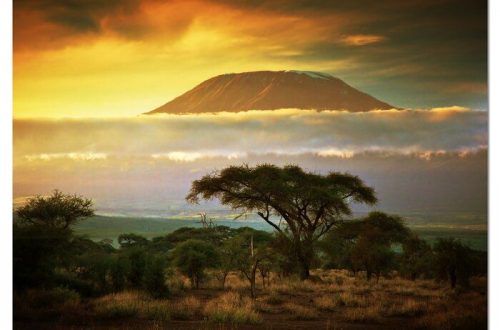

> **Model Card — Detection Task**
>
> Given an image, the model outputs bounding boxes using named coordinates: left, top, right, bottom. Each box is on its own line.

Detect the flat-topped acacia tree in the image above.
left=186, top=164, right=377, bottom=280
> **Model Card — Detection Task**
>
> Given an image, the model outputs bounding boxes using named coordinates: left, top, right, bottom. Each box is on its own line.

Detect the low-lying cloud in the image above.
left=14, top=108, right=487, bottom=214
left=14, top=108, right=487, bottom=161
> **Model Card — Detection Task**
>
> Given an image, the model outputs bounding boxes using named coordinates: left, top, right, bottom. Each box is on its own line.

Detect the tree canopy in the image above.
left=16, top=190, right=94, bottom=229
left=187, top=164, right=377, bottom=279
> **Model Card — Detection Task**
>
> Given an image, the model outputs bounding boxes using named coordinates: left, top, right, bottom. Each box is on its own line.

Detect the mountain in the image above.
left=145, top=70, right=395, bottom=114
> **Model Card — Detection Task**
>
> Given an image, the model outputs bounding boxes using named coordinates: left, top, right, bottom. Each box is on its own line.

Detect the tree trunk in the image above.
left=299, top=261, right=310, bottom=280
left=221, top=272, right=228, bottom=290
left=411, top=272, right=417, bottom=281
left=250, top=268, right=257, bottom=299
left=449, top=268, right=457, bottom=289
left=296, top=238, right=313, bottom=280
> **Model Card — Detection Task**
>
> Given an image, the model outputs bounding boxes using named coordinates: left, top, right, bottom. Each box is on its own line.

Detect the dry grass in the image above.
left=264, top=291, right=285, bottom=305
left=203, top=292, right=262, bottom=324
left=14, top=270, right=487, bottom=329
left=283, top=303, right=318, bottom=320
left=342, top=304, right=384, bottom=323
left=337, top=292, right=369, bottom=307
left=414, top=290, right=487, bottom=329
left=313, top=295, right=339, bottom=311
left=14, top=288, right=83, bottom=321
left=383, top=298, right=429, bottom=317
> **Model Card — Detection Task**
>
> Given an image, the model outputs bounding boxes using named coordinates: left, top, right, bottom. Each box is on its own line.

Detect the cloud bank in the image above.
left=13, top=108, right=487, bottom=214
left=14, top=108, right=486, bottom=161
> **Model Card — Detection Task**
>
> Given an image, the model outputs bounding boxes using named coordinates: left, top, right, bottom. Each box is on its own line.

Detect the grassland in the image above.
left=14, top=269, right=486, bottom=330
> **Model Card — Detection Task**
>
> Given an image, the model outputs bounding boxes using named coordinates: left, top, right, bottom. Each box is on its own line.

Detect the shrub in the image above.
left=143, top=254, right=169, bottom=298
left=172, top=239, right=220, bottom=289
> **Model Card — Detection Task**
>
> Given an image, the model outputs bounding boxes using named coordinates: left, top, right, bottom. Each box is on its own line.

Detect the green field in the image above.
left=74, top=214, right=487, bottom=251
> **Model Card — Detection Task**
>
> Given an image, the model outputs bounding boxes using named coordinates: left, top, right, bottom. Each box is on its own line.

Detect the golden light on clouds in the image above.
left=13, top=0, right=488, bottom=117
left=13, top=0, right=363, bottom=118
left=340, top=34, right=386, bottom=46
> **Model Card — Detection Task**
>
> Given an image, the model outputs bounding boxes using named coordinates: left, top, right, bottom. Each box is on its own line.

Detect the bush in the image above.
left=172, top=239, right=219, bottom=289
left=143, top=254, right=169, bottom=298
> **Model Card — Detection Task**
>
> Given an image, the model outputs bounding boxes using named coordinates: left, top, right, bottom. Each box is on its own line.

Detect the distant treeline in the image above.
left=14, top=192, right=486, bottom=300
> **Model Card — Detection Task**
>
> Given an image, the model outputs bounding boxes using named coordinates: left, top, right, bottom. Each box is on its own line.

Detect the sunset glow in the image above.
left=14, top=0, right=487, bottom=118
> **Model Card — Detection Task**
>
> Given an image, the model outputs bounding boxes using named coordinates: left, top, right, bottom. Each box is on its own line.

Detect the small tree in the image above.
left=187, top=164, right=376, bottom=280
left=16, top=190, right=94, bottom=229
left=110, top=255, right=130, bottom=292
left=14, top=190, right=94, bottom=290
left=433, top=238, right=476, bottom=289
left=320, top=212, right=409, bottom=281
left=216, top=240, right=240, bottom=289
left=400, top=235, right=433, bottom=280
left=172, top=239, right=219, bottom=289
left=143, top=254, right=169, bottom=298
left=124, top=247, right=148, bottom=287
left=226, top=229, right=272, bottom=298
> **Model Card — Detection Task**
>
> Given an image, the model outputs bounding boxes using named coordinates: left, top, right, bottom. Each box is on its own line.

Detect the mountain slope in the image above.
left=146, top=70, right=395, bottom=114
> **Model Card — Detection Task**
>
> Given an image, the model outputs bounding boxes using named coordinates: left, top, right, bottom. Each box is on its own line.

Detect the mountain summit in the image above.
left=146, top=70, right=395, bottom=114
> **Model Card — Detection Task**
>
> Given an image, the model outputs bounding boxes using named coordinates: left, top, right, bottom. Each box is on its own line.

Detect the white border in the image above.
left=4, top=0, right=495, bottom=328
left=1, top=0, right=13, bottom=328
left=489, top=0, right=498, bottom=327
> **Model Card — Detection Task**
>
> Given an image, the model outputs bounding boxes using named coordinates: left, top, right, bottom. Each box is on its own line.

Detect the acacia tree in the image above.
left=186, top=164, right=377, bottom=279
left=172, top=239, right=220, bottom=289
left=14, top=190, right=94, bottom=289
left=16, top=190, right=94, bottom=229
left=324, top=212, right=410, bottom=281
left=226, top=230, right=272, bottom=298
left=433, top=238, right=476, bottom=289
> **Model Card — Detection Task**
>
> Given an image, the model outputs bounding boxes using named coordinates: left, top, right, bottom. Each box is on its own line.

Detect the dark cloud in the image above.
left=245, top=0, right=487, bottom=108
left=15, top=0, right=140, bottom=32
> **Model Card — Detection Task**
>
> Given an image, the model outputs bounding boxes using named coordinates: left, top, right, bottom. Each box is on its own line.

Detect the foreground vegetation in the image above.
left=14, top=270, right=487, bottom=329
left=13, top=165, right=488, bottom=329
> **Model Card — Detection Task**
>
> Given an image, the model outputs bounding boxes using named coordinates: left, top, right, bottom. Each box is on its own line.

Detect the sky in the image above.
left=12, top=0, right=488, bottom=216
left=13, top=0, right=487, bottom=118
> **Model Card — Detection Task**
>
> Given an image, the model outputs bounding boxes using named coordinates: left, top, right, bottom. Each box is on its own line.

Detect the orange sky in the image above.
left=13, top=0, right=487, bottom=118
left=14, top=0, right=356, bottom=117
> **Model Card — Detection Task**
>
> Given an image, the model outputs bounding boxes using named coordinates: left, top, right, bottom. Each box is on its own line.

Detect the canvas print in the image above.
left=13, top=0, right=487, bottom=329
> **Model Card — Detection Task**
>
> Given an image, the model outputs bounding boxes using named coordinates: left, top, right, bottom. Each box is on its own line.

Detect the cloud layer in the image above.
left=14, top=108, right=486, bottom=160
left=13, top=108, right=487, bottom=214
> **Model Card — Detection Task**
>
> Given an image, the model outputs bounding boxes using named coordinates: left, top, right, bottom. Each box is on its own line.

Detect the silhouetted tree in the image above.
left=124, top=247, right=148, bottom=287
left=16, top=190, right=94, bottom=229
left=433, top=238, right=476, bottom=289
left=14, top=191, right=94, bottom=290
left=225, top=229, right=272, bottom=298
left=186, top=164, right=376, bottom=279
left=110, top=256, right=130, bottom=292
left=320, top=212, right=409, bottom=281
left=172, top=239, right=220, bottom=289
left=400, top=234, right=433, bottom=280
left=143, top=254, right=169, bottom=298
